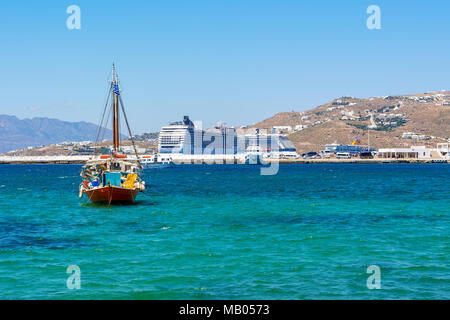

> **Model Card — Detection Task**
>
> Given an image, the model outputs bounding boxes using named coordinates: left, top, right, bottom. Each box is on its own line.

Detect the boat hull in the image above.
left=143, top=163, right=175, bottom=169
left=245, top=153, right=265, bottom=165
left=83, top=186, right=140, bottom=204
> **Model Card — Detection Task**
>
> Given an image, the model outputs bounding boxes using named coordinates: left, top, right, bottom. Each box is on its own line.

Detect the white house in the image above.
left=271, top=126, right=292, bottom=134
left=294, top=124, right=308, bottom=131
left=378, top=146, right=431, bottom=159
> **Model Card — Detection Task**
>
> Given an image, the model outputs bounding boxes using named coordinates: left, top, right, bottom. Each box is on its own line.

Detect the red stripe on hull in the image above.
left=84, top=186, right=139, bottom=203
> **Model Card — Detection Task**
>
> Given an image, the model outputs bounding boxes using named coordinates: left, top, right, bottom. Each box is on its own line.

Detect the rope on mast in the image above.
left=93, top=84, right=113, bottom=157
left=100, top=101, right=113, bottom=143
left=95, top=84, right=112, bottom=143
left=118, top=95, right=142, bottom=169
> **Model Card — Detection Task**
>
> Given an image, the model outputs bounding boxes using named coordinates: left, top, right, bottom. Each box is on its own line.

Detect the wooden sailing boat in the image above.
left=79, top=64, right=145, bottom=204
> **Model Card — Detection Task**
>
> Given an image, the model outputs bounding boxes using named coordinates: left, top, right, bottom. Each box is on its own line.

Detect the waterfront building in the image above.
left=325, top=142, right=376, bottom=155
left=436, top=143, right=450, bottom=160
left=378, top=146, right=431, bottom=159
left=324, top=142, right=341, bottom=153
left=335, top=144, right=376, bottom=155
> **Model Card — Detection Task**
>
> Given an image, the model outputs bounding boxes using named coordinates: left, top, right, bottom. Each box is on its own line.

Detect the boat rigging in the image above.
left=79, top=64, right=145, bottom=204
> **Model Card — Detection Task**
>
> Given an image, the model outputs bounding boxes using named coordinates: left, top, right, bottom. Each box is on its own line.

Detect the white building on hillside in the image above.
left=294, top=124, right=308, bottom=131
left=271, top=126, right=292, bottom=134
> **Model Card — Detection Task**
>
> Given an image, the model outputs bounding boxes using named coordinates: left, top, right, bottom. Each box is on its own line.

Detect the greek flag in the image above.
left=113, top=84, right=120, bottom=95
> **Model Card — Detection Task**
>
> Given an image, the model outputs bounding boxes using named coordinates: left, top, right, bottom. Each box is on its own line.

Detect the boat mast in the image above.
left=111, top=64, right=116, bottom=154
left=111, top=63, right=120, bottom=154
left=109, top=63, right=142, bottom=168
left=115, top=71, right=120, bottom=151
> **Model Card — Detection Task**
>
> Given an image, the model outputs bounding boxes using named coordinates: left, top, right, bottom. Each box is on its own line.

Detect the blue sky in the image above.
left=0, top=0, right=449, bottom=133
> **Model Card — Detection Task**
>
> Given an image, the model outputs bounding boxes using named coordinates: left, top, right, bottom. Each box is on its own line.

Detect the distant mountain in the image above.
left=133, top=132, right=159, bottom=141
left=0, top=115, right=120, bottom=154
left=251, top=91, right=450, bottom=153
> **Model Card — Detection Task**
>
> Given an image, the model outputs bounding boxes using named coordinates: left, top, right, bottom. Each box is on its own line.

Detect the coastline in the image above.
left=0, top=156, right=91, bottom=165
left=0, top=155, right=448, bottom=165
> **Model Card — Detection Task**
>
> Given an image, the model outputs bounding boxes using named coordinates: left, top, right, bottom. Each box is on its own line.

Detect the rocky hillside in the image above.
left=251, top=91, right=450, bottom=154
left=0, top=115, right=118, bottom=154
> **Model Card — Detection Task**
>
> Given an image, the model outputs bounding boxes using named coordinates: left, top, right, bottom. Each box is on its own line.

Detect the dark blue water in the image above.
left=0, top=164, right=448, bottom=299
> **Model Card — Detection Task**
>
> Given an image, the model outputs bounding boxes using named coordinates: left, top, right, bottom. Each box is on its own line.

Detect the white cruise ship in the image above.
left=158, top=116, right=199, bottom=154
left=158, top=116, right=298, bottom=157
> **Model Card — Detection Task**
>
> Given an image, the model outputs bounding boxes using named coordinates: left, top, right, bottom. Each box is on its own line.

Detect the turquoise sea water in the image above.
left=0, top=164, right=448, bottom=300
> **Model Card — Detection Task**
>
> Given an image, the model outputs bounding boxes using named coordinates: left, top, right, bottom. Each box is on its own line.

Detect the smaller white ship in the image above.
left=141, top=154, right=175, bottom=169
left=245, top=146, right=265, bottom=165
